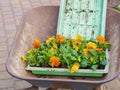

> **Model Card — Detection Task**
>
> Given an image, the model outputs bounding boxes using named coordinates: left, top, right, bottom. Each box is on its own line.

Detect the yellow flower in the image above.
left=53, top=45, right=57, bottom=49
left=86, top=42, right=97, bottom=49
left=84, top=48, right=90, bottom=56
left=49, top=56, right=60, bottom=68
left=32, top=39, right=40, bottom=49
left=56, top=34, right=66, bottom=43
left=46, top=36, right=55, bottom=44
left=50, top=47, right=55, bottom=52
left=73, top=45, right=78, bottom=51
left=21, top=55, right=26, bottom=62
left=75, top=35, right=84, bottom=41
left=27, top=50, right=33, bottom=54
left=74, top=40, right=82, bottom=46
left=70, top=63, right=80, bottom=73
left=96, top=35, right=105, bottom=43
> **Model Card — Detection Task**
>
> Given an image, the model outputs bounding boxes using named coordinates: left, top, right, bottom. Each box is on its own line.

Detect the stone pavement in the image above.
left=0, top=0, right=120, bottom=90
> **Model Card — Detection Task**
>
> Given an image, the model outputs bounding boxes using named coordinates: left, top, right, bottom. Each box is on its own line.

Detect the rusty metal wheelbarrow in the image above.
left=6, top=6, right=120, bottom=90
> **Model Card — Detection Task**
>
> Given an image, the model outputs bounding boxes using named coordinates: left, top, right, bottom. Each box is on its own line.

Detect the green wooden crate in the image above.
left=57, top=0, right=107, bottom=39
left=26, top=0, right=109, bottom=77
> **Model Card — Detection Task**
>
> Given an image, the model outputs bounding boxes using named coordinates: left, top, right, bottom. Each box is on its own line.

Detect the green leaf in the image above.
left=81, top=60, right=88, bottom=68
left=71, top=50, right=78, bottom=57
left=37, top=56, right=43, bottom=60
left=60, top=45, right=66, bottom=53
left=89, top=49, right=97, bottom=56
left=91, top=65, right=98, bottom=71
left=117, top=5, right=120, bottom=11
left=70, top=56, right=76, bottom=61
left=101, top=59, right=107, bottom=65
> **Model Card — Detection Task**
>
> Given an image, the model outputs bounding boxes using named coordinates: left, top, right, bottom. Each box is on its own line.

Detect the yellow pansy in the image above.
left=21, top=55, right=26, bottom=62
left=73, top=45, right=78, bottom=51
left=86, top=42, right=97, bottom=49
left=84, top=48, right=90, bottom=56
left=70, top=63, right=80, bottom=73
left=75, top=35, right=84, bottom=41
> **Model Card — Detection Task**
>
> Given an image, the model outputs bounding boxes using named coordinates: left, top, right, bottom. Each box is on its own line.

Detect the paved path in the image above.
left=0, top=0, right=120, bottom=90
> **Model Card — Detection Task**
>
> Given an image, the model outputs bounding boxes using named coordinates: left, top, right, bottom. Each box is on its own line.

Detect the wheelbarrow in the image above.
left=6, top=6, right=120, bottom=90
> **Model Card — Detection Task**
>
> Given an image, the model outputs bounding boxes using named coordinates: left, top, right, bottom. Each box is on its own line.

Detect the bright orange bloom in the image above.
left=86, top=42, right=97, bottom=49
left=21, top=55, right=26, bottom=62
left=56, top=34, right=66, bottom=43
left=75, top=35, right=84, bottom=41
left=70, top=63, right=80, bottom=73
left=49, top=56, right=60, bottom=68
left=84, top=48, right=90, bottom=56
left=96, top=35, right=105, bottom=43
left=32, top=39, right=40, bottom=49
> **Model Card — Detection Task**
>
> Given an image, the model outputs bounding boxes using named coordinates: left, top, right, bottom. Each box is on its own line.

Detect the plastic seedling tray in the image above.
left=26, top=0, right=109, bottom=77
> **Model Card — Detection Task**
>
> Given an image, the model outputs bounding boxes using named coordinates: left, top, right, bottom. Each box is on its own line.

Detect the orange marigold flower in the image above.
left=75, top=35, right=84, bottom=41
left=56, top=34, right=66, bottom=43
left=70, top=63, right=80, bottom=73
left=84, top=48, right=90, bottom=56
left=32, top=39, right=40, bottom=49
left=49, top=56, right=60, bottom=68
left=21, top=55, right=26, bottom=62
left=96, top=35, right=105, bottom=43
left=86, top=42, right=97, bottom=49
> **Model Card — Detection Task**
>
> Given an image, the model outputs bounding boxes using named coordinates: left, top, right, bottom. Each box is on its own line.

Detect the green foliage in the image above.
left=117, top=5, right=120, bottom=11
left=23, top=35, right=111, bottom=71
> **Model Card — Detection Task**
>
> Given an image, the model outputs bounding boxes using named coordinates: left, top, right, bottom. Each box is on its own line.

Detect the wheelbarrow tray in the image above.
left=6, top=6, right=120, bottom=89
left=26, top=0, right=109, bottom=77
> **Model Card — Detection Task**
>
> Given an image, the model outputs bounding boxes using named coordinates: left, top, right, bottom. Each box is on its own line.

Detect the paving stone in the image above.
left=0, top=79, right=14, bottom=89
left=0, top=0, right=10, bottom=4
left=0, top=71, right=12, bottom=80
left=5, top=23, right=17, bottom=31
left=0, top=64, right=6, bottom=71
left=0, top=30, right=6, bottom=37
left=1, top=6, right=12, bottom=12
left=3, top=14, right=14, bottom=19
left=0, top=50, right=8, bottom=58
left=0, top=43, right=8, bottom=51
left=0, top=57, right=7, bottom=64
left=6, top=30, right=16, bottom=38
left=7, top=37, right=14, bottom=46
left=4, top=18, right=15, bottom=24
left=14, top=80, right=32, bottom=90
left=0, top=37, right=7, bottom=43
